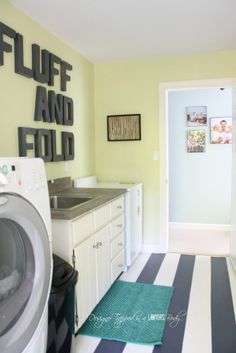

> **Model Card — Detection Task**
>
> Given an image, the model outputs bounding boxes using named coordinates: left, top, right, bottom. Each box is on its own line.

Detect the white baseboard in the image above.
left=169, top=222, right=230, bottom=256
left=142, top=244, right=166, bottom=254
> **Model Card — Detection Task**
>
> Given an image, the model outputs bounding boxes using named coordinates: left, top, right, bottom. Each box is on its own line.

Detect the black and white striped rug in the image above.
left=73, top=253, right=236, bottom=353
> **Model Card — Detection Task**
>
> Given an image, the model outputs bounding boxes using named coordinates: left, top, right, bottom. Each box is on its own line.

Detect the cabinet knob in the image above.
left=93, top=244, right=99, bottom=249
left=97, top=242, right=103, bottom=247
left=117, top=224, right=123, bottom=228
left=117, top=205, right=122, bottom=209
left=118, top=264, right=123, bottom=268
left=118, top=242, right=123, bottom=247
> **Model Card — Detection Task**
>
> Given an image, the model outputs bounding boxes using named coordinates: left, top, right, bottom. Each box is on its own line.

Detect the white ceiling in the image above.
left=10, top=0, right=236, bottom=63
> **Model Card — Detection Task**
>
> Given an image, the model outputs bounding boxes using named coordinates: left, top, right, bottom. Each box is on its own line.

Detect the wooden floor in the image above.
left=72, top=253, right=236, bottom=353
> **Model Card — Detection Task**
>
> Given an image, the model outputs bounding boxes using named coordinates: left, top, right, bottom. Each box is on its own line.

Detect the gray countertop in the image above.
left=50, top=187, right=126, bottom=220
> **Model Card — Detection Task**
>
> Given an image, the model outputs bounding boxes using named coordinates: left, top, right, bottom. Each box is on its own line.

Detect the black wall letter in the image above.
left=51, top=130, right=64, bottom=161
left=32, top=44, right=49, bottom=84
left=60, top=61, right=72, bottom=91
left=14, top=33, right=33, bottom=78
left=35, top=129, right=52, bottom=162
left=49, top=53, right=61, bottom=86
left=63, top=96, right=74, bottom=126
left=62, top=132, right=74, bottom=160
left=0, top=22, right=16, bottom=66
left=34, top=86, right=50, bottom=122
left=48, top=91, right=63, bottom=125
left=18, top=127, right=36, bottom=156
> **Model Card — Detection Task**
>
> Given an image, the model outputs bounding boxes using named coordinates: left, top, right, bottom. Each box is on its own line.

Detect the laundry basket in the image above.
left=47, top=254, right=78, bottom=353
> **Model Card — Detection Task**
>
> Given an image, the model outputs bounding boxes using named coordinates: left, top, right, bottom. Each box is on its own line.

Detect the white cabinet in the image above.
left=110, top=231, right=125, bottom=259
left=109, top=197, right=126, bottom=284
left=73, top=236, right=97, bottom=327
left=110, top=196, right=125, bottom=218
left=111, top=249, right=125, bottom=283
left=73, top=178, right=143, bottom=269
left=73, top=224, right=110, bottom=326
left=94, top=225, right=111, bottom=300
left=72, top=212, right=93, bottom=245
left=51, top=195, right=125, bottom=330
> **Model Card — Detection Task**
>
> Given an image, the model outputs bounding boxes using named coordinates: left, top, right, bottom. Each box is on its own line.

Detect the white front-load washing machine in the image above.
left=0, top=158, right=52, bottom=353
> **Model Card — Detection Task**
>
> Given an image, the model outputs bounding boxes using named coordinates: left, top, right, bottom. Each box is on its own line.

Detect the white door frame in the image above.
left=159, top=77, right=236, bottom=253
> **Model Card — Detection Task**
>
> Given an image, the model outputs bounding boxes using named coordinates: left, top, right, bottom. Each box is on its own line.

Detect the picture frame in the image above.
left=186, top=106, right=207, bottom=126
left=210, top=117, right=232, bottom=144
left=187, top=129, right=206, bottom=153
left=107, top=114, right=141, bottom=141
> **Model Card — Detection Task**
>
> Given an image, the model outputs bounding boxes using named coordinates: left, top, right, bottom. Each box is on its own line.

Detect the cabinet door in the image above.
left=95, top=225, right=111, bottom=302
left=110, top=231, right=125, bottom=260
left=110, top=214, right=125, bottom=240
left=111, top=249, right=125, bottom=283
left=110, top=196, right=124, bottom=219
left=93, top=204, right=110, bottom=231
left=72, top=212, right=93, bottom=246
left=74, top=236, right=97, bottom=328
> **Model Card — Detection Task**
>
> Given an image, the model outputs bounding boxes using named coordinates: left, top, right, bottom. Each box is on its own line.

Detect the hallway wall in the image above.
left=168, top=88, right=232, bottom=224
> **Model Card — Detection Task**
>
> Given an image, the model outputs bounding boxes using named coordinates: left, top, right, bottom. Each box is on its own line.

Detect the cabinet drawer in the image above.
left=110, top=196, right=124, bottom=219
left=111, top=249, right=125, bottom=283
left=72, top=213, right=93, bottom=246
left=111, top=231, right=125, bottom=260
left=93, top=204, right=110, bottom=230
left=110, top=214, right=125, bottom=240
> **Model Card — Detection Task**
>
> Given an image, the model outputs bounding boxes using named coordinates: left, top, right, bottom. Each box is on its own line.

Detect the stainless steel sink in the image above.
left=50, top=195, right=92, bottom=209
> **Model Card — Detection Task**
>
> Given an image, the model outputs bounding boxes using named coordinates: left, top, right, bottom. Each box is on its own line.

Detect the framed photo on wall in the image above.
left=210, top=117, right=232, bottom=144
left=107, top=114, right=141, bottom=141
left=187, top=129, right=206, bottom=153
left=186, top=106, right=207, bottom=127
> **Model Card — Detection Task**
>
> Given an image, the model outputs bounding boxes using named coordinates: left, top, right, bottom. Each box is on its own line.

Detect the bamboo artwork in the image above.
left=107, top=114, right=141, bottom=141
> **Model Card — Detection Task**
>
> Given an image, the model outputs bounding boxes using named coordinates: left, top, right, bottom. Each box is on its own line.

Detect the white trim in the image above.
left=159, top=77, right=236, bottom=253
left=230, top=256, right=236, bottom=272
left=142, top=244, right=166, bottom=254
left=169, top=222, right=231, bottom=231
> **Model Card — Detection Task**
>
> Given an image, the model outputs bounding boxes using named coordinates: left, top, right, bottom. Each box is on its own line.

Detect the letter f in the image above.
left=0, top=22, right=16, bottom=66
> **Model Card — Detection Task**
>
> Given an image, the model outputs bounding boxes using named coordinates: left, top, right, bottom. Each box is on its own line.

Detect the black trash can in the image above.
left=47, top=254, right=78, bottom=353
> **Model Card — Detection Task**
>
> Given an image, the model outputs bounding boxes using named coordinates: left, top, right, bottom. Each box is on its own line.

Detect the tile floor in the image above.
left=71, top=253, right=236, bottom=353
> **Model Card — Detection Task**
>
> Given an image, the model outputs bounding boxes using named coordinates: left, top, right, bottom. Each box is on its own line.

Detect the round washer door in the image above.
left=0, top=193, right=52, bottom=353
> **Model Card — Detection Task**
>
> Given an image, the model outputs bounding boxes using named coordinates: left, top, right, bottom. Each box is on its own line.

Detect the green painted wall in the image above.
left=0, top=0, right=95, bottom=180
left=94, top=53, right=236, bottom=246
left=2, top=0, right=236, bottom=247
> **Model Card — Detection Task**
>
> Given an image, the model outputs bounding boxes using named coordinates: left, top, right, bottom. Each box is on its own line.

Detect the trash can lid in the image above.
left=51, top=254, right=78, bottom=293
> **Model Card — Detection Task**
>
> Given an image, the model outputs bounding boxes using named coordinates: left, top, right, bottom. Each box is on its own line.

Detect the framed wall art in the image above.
left=186, top=106, right=207, bottom=127
left=187, top=129, right=206, bottom=153
left=210, top=117, right=232, bottom=144
left=107, top=114, right=141, bottom=141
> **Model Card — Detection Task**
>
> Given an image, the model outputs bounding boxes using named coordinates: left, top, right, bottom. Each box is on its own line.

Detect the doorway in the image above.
left=158, top=78, right=236, bottom=253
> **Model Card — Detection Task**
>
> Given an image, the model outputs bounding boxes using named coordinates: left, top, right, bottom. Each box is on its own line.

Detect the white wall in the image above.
left=168, top=88, right=232, bottom=225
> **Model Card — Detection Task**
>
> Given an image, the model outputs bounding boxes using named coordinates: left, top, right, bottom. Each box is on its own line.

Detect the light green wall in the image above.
left=0, top=0, right=95, bottom=180
left=2, top=0, right=236, bottom=246
left=94, top=52, right=236, bottom=246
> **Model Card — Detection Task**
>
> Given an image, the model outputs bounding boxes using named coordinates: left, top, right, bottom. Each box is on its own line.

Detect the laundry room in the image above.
left=0, top=0, right=236, bottom=353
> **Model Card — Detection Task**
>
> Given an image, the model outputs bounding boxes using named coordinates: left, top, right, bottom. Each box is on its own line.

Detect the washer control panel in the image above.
left=0, top=162, right=21, bottom=188
left=0, top=159, right=47, bottom=192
